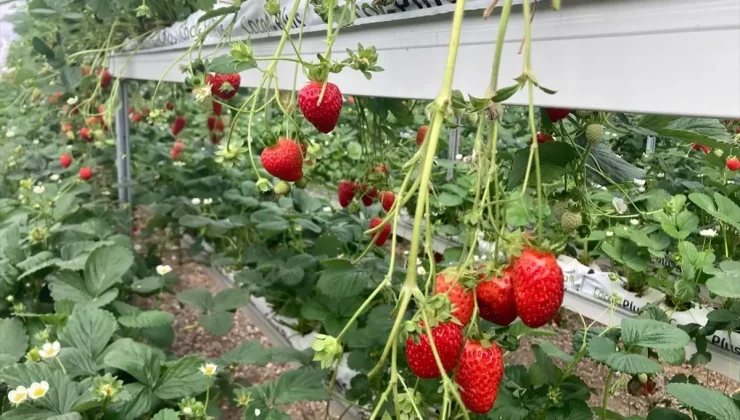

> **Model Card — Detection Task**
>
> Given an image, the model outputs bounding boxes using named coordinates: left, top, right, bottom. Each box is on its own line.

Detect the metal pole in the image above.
left=447, top=119, right=461, bottom=180
left=115, top=80, right=132, bottom=232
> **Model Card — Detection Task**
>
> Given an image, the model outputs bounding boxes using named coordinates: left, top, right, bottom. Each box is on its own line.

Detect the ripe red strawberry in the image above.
left=171, top=116, right=186, bottom=136
left=545, top=108, right=570, bottom=123
left=337, top=181, right=356, bottom=208
left=79, top=167, right=93, bottom=181
left=207, top=73, right=241, bottom=100
left=212, top=101, right=222, bottom=115
left=359, top=184, right=378, bottom=206
left=166, top=101, right=175, bottom=111
left=379, top=191, right=395, bottom=212
left=513, top=248, right=564, bottom=328
left=214, top=119, right=225, bottom=133
left=434, top=252, right=443, bottom=263
left=455, top=340, right=504, bottom=414
left=416, top=125, right=428, bottom=146
left=298, top=81, right=342, bottom=133
left=79, top=127, right=92, bottom=142
left=476, top=267, right=517, bottom=326
left=260, top=138, right=304, bottom=182
left=173, top=142, right=185, bottom=153
left=435, top=272, right=474, bottom=325
left=691, top=143, right=710, bottom=154
left=210, top=134, right=221, bottom=145
left=170, top=148, right=180, bottom=160
left=207, top=115, right=217, bottom=131
left=60, top=153, right=72, bottom=169
left=369, top=217, right=391, bottom=246
left=726, top=156, right=739, bottom=171
left=132, top=113, right=142, bottom=123
left=529, top=132, right=554, bottom=145
left=96, top=69, right=112, bottom=88
left=405, top=321, right=463, bottom=379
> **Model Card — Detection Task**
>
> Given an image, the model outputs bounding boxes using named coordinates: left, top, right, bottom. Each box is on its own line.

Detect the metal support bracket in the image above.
left=115, top=80, right=133, bottom=232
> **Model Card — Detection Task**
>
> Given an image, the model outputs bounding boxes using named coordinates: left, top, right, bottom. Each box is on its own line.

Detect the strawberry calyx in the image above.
left=438, top=267, right=478, bottom=291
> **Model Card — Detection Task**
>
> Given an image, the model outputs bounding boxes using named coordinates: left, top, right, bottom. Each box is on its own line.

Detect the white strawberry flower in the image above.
left=605, top=230, right=614, bottom=237
left=193, top=84, right=212, bottom=102
left=28, top=381, right=49, bottom=400
left=39, top=341, right=61, bottom=359
left=32, top=185, right=45, bottom=194
left=66, top=96, right=78, bottom=105
left=638, top=186, right=646, bottom=193
left=203, top=198, right=213, bottom=205
left=32, top=139, right=39, bottom=145
left=50, top=174, right=60, bottom=181
left=699, top=228, right=718, bottom=238
left=633, top=178, right=646, bottom=186
left=173, top=161, right=185, bottom=167
left=191, top=198, right=201, bottom=205
left=455, top=153, right=463, bottom=161
left=199, top=363, right=218, bottom=376
left=323, top=206, right=332, bottom=212
left=156, top=265, right=172, bottom=276
left=8, top=386, right=28, bottom=405
left=657, top=172, right=665, bottom=178
left=630, top=219, right=640, bottom=226
left=255, top=408, right=261, bottom=416
left=612, top=197, right=627, bottom=214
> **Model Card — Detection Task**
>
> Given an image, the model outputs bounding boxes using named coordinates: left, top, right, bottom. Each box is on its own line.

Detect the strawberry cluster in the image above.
left=404, top=248, right=564, bottom=414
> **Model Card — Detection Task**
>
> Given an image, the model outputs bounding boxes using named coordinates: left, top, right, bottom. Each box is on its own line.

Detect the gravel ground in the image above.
left=132, top=245, right=330, bottom=419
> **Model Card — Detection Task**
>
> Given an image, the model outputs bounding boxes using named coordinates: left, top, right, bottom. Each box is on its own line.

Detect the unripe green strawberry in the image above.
left=560, top=211, right=582, bottom=233
left=576, top=110, right=593, bottom=119
left=274, top=181, right=291, bottom=195
left=585, top=124, right=603, bottom=144
left=295, top=178, right=309, bottom=189
left=551, top=200, right=568, bottom=221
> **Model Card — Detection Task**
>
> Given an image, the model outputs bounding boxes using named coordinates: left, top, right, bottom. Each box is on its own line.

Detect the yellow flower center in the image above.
left=12, top=392, right=26, bottom=402
left=102, top=384, right=114, bottom=396
left=33, top=388, right=44, bottom=398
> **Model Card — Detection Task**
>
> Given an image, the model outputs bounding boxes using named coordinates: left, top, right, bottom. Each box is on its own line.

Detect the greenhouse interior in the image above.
left=0, top=0, right=739, bottom=419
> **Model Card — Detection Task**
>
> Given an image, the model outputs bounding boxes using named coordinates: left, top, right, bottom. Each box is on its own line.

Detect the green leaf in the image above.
left=646, top=408, right=691, bottom=420
left=220, top=340, right=272, bottom=366
left=656, top=347, right=685, bottom=366
left=272, top=367, right=331, bottom=404
left=130, top=276, right=166, bottom=294
left=199, top=311, right=233, bottom=336
left=59, top=309, right=117, bottom=361
left=0, top=318, right=28, bottom=362
left=0, top=407, right=75, bottom=420
left=492, top=83, right=522, bottom=103
left=689, top=192, right=740, bottom=230
left=32, top=36, right=54, bottom=59
left=586, top=336, right=618, bottom=363
left=666, top=383, right=740, bottom=420
left=119, top=310, right=175, bottom=329
left=621, top=319, right=690, bottom=349
left=279, top=266, right=306, bottom=285
left=508, top=142, right=578, bottom=188
left=586, top=141, right=646, bottom=184
left=706, top=271, right=740, bottom=298
left=57, top=347, right=99, bottom=378
left=154, top=356, right=209, bottom=400
left=605, top=353, right=663, bottom=375
left=213, top=288, right=250, bottom=312
left=152, top=409, right=179, bottom=420
left=197, top=5, right=240, bottom=23
left=536, top=340, right=574, bottom=362
left=317, top=261, right=368, bottom=298
left=107, top=383, right=153, bottom=419
left=208, top=54, right=255, bottom=74
left=177, top=289, right=214, bottom=312
left=438, top=192, right=464, bottom=207
left=84, top=245, right=133, bottom=297
left=1, top=224, right=25, bottom=264
left=104, top=339, right=163, bottom=388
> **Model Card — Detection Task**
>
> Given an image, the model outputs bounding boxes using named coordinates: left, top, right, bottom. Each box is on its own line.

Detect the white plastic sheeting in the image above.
left=0, top=1, right=22, bottom=72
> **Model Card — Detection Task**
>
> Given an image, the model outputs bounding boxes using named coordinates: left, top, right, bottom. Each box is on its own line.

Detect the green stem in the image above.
left=601, top=370, right=615, bottom=419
